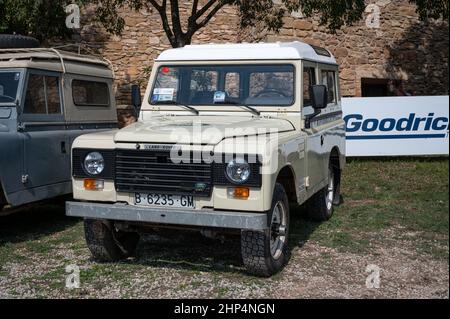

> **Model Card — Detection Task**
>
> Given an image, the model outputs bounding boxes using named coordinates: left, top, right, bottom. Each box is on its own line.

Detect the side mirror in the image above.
left=305, top=85, right=328, bottom=129
left=310, top=85, right=328, bottom=110
left=131, top=84, right=142, bottom=117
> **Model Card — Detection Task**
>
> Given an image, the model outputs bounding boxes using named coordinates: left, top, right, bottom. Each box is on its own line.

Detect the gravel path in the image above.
left=0, top=225, right=448, bottom=299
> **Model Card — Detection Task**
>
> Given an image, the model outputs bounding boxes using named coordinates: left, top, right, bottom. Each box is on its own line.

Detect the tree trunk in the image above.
left=171, top=33, right=192, bottom=48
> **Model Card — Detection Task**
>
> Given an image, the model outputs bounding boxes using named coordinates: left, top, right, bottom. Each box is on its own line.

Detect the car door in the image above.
left=18, top=70, right=69, bottom=190
left=304, top=63, right=339, bottom=194
left=302, top=62, right=324, bottom=192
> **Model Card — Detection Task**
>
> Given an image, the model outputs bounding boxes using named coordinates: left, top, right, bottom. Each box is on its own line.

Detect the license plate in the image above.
left=133, top=193, right=195, bottom=209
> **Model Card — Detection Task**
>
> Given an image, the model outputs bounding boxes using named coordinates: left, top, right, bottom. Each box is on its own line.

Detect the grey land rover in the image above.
left=0, top=48, right=117, bottom=212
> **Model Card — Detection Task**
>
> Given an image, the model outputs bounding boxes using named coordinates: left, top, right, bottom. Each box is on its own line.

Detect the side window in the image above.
left=249, top=71, right=294, bottom=99
left=45, top=76, right=61, bottom=114
left=303, top=67, right=316, bottom=106
left=321, top=70, right=337, bottom=104
left=24, top=74, right=61, bottom=114
left=72, top=80, right=109, bottom=106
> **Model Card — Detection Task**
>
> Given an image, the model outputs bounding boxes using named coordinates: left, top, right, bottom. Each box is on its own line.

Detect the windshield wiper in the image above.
left=214, top=100, right=260, bottom=116
left=153, top=100, right=199, bottom=115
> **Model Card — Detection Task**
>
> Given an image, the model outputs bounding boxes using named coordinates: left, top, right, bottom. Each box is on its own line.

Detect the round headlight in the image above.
left=84, top=152, right=105, bottom=175
left=226, top=158, right=251, bottom=184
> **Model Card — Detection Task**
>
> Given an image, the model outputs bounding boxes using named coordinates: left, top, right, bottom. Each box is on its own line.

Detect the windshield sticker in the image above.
left=14, top=73, right=20, bottom=81
left=153, top=88, right=175, bottom=102
left=213, top=91, right=226, bottom=103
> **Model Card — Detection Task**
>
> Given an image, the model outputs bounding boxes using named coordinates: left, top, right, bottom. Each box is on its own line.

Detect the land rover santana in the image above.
left=0, top=48, right=117, bottom=212
left=66, top=42, right=346, bottom=276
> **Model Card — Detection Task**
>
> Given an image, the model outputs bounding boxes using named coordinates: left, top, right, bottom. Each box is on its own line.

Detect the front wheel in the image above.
left=241, top=183, right=290, bottom=277
left=84, top=219, right=140, bottom=262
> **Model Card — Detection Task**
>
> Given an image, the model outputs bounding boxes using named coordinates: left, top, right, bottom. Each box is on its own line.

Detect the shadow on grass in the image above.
left=126, top=204, right=321, bottom=275
left=0, top=199, right=80, bottom=245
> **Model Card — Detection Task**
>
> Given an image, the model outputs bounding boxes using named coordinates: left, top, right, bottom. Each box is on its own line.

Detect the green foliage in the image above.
left=0, top=0, right=73, bottom=40
left=238, top=0, right=367, bottom=33
left=410, top=0, right=449, bottom=21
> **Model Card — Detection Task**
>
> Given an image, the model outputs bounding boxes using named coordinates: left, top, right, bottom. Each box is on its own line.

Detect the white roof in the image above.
left=156, top=41, right=337, bottom=64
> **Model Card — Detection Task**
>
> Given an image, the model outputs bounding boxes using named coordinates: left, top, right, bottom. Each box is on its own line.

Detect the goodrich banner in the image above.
left=342, top=96, right=449, bottom=157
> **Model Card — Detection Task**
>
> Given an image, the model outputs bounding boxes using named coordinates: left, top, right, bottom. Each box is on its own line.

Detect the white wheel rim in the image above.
left=270, top=201, right=287, bottom=260
left=326, top=168, right=334, bottom=211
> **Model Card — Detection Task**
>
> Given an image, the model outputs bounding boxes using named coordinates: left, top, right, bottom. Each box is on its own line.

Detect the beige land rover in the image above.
left=66, top=42, right=346, bottom=276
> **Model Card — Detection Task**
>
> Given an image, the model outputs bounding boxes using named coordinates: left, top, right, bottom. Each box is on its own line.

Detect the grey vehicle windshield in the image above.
left=0, top=71, right=21, bottom=105
left=150, top=64, right=295, bottom=107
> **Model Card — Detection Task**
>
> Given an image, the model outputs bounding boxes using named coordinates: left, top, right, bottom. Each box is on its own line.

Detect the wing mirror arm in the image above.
left=305, top=109, right=322, bottom=129
left=131, top=84, right=142, bottom=119
left=304, top=85, right=328, bottom=129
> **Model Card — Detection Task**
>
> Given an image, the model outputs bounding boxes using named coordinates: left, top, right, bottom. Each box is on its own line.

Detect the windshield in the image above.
left=150, top=64, right=295, bottom=107
left=0, top=71, right=21, bottom=105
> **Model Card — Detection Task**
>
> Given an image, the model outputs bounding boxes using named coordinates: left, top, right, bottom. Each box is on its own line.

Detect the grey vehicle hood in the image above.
left=113, top=115, right=295, bottom=145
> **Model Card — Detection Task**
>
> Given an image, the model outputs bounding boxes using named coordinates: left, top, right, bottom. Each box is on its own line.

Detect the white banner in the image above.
left=342, top=96, right=449, bottom=157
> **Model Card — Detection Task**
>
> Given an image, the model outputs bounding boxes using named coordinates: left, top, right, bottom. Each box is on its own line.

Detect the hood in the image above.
left=114, top=115, right=295, bottom=145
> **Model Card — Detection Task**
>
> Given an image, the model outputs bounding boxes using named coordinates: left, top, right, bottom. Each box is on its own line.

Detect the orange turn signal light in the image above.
left=229, top=187, right=250, bottom=199
left=84, top=179, right=104, bottom=191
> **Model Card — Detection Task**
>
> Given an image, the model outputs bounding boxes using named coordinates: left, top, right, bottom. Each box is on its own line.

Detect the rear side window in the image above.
left=24, top=74, right=61, bottom=114
left=72, top=80, right=109, bottom=106
left=303, top=67, right=316, bottom=106
left=321, top=70, right=337, bottom=104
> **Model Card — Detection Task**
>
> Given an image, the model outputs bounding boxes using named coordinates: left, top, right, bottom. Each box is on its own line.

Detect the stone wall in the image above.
left=52, top=0, right=448, bottom=126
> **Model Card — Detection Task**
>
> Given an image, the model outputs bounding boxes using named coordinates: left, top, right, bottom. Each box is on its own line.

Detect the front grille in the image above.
left=114, top=149, right=212, bottom=197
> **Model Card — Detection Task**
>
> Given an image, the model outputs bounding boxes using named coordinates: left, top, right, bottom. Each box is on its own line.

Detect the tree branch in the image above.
left=195, top=0, right=230, bottom=29
left=148, top=0, right=162, bottom=11
left=169, top=0, right=183, bottom=37
left=193, top=0, right=218, bottom=20
left=148, top=0, right=177, bottom=47
left=191, top=0, right=199, bottom=17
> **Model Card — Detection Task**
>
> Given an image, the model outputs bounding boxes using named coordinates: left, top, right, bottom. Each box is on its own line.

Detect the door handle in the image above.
left=61, top=141, right=67, bottom=154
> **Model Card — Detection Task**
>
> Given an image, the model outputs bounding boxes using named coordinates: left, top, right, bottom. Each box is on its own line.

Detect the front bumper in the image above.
left=66, top=201, right=268, bottom=230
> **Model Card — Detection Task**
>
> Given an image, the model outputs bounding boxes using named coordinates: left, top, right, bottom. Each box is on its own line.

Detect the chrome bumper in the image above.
left=66, top=201, right=268, bottom=230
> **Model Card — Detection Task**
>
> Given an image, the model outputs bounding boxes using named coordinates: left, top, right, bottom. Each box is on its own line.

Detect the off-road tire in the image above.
left=84, top=219, right=140, bottom=262
left=332, top=163, right=342, bottom=206
left=241, top=183, right=290, bottom=277
left=306, top=162, right=340, bottom=221
left=0, top=34, right=40, bottom=49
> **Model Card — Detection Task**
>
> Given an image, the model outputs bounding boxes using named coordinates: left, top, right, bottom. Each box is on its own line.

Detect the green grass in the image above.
left=290, top=158, right=449, bottom=257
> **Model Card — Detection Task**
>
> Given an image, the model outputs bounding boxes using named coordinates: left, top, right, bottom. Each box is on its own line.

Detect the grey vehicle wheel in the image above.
left=84, top=219, right=140, bottom=262
left=241, top=183, right=290, bottom=277
left=306, top=162, right=339, bottom=222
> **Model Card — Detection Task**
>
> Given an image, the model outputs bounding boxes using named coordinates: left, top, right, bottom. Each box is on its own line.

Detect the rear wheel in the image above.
left=84, top=219, right=140, bottom=262
left=306, top=162, right=340, bottom=221
left=241, top=183, right=290, bottom=277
